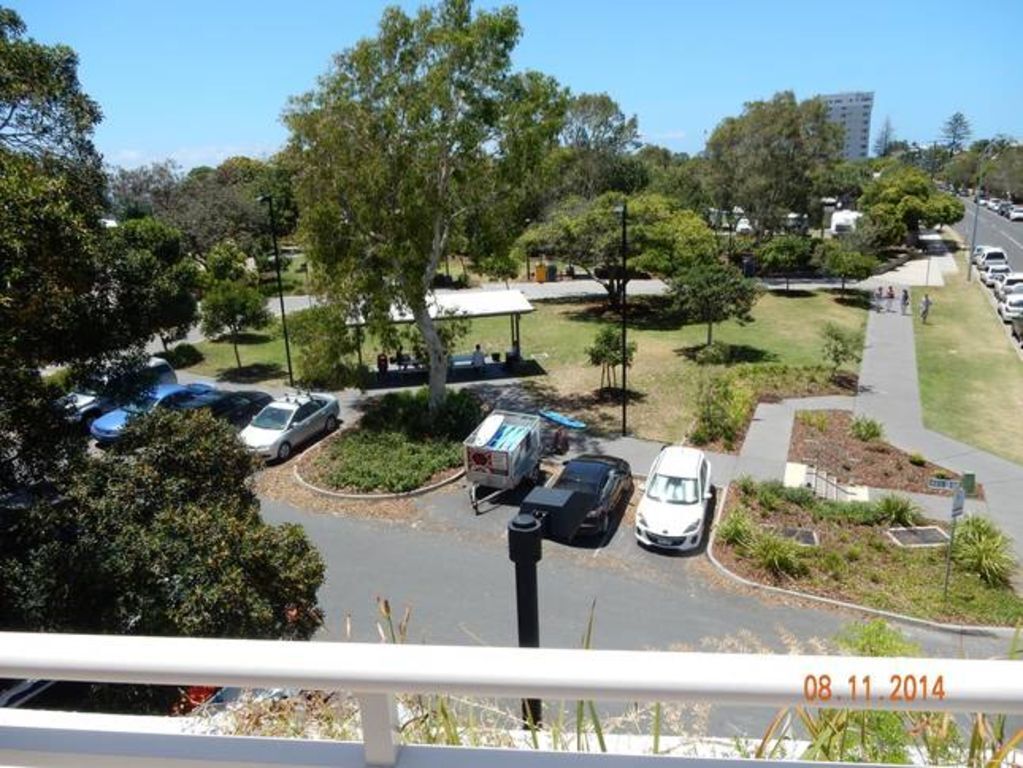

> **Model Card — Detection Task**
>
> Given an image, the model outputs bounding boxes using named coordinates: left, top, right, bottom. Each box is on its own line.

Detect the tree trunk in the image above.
left=706, top=322, right=713, bottom=346
left=413, top=305, right=448, bottom=412
left=160, top=335, right=169, bottom=352
left=231, top=334, right=242, bottom=369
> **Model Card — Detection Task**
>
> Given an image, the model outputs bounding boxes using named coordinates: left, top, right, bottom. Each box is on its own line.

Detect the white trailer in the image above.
left=463, top=410, right=544, bottom=512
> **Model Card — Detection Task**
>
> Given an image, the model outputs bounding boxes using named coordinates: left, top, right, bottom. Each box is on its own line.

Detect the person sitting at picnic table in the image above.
left=471, top=343, right=486, bottom=376
left=395, top=345, right=409, bottom=371
left=376, top=352, right=388, bottom=382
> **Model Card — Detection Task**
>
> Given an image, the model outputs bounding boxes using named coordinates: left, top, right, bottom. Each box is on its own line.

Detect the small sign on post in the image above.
left=951, top=488, right=965, bottom=520
left=943, top=489, right=966, bottom=601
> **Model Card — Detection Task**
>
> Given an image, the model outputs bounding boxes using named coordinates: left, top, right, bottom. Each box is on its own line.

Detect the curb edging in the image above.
left=705, top=484, right=1020, bottom=639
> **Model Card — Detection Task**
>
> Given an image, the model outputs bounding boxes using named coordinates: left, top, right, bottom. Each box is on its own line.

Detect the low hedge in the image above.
left=313, top=388, right=481, bottom=493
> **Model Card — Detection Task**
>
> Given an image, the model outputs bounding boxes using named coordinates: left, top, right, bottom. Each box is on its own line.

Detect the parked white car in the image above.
left=64, top=356, right=176, bottom=427
left=1010, top=206, right=1023, bottom=222
left=972, top=245, right=1003, bottom=265
left=734, top=217, right=754, bottom=235
left=982, top=263, right=1012, bottom=287
left=635, top=447, right=713, bottom=552
left=240, top=393, right=340, bottom=461
left=997, top=295, right=1023, bottom=323
left=995, top=273, right=1023, bottom=300
left=977, top=249, right=1009, bottom=271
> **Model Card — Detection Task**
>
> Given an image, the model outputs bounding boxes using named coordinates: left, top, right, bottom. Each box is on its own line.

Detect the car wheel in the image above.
left=324, top=415, right=338, bottom=433
left=277, top=442, right=292, bottom=461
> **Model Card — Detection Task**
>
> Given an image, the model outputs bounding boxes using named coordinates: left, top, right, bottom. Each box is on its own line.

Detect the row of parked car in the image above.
left=529, top=446, right=714, bottom=552
left=979, top=197, right=1023, bottom=221
left=67, top=357, right=340, bottom=461
left=973, top=246, right=1023, bottom=335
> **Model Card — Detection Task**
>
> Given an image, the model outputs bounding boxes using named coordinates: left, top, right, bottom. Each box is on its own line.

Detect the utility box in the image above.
left=961, top=472, right=976, bottom=496
left=520, top=486, right=593, bottom=542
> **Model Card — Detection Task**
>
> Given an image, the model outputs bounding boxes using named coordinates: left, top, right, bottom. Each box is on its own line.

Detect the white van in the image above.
left=66, top=357, right=177, bottom=426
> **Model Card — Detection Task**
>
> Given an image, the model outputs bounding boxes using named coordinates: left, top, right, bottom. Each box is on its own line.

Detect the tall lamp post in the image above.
left=258, top=194, right=295, bottom=387
left=613, top=203, right=628, bottom=437
left=967, top=142, right=1003, bottom=283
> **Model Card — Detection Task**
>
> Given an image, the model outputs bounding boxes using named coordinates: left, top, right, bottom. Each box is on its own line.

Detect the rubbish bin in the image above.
left=546, top=263, right=557, bottom=282
left=742, top=255, right=756, bottom=278
left=535, top=263, right=547, bottom=283
left=962, top=472, right=976, bottom=496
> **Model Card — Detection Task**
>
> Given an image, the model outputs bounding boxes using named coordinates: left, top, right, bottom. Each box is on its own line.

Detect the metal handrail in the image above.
left=1, top=633, right=1022, bottom=767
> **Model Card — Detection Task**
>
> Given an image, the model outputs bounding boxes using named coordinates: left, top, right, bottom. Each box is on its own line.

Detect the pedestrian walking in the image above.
left=376, top=352, right=389, bottom=382
left=900, top=288, right=910, bottom=315
left=885, top=285, right=895, bottom=313
left=920, top=293, right=933, bottom=324
left=874, top=286, right=884, bottom=312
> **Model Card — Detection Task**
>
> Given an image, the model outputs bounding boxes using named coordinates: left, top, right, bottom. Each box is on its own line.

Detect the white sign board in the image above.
left=951, top=488, right=966, bottom=519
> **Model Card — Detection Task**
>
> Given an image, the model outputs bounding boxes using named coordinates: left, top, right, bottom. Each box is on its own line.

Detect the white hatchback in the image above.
left=635, top=447, right=712, bottom=552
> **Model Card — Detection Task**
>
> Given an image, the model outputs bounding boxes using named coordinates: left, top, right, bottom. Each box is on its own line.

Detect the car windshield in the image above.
left=646, top=474, right=699, bottom=504
left=124, top=394, right=159, bottom=414
left=251, top=406, right=293, bottom=430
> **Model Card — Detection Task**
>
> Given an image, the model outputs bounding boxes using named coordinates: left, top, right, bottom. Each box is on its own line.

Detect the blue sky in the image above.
left=10, top=0, right=1022, bottom=169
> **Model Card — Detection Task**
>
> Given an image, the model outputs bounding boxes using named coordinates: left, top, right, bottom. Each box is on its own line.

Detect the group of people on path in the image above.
left=873, top=285, right=933, bottom=323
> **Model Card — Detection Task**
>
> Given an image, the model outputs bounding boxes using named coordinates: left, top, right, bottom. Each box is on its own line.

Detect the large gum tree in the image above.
left=285, top=0, right=566, bottom=410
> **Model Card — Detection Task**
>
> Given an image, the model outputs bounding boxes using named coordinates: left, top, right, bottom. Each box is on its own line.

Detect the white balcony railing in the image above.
left=0, top=632, right=1021, bottom=767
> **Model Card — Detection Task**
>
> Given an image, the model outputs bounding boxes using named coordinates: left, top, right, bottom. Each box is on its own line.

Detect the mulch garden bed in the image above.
left=714, top=483, right=1023, bottom=625
left=788, top=410, right=983, bottom=499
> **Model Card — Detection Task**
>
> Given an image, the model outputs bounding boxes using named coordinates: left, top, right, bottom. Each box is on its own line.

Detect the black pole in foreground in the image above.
left=259, top=194, right=295, bottom=387
left=507, top=512, right=543, bottom=727
left=619, top=202, right=628, bottom=437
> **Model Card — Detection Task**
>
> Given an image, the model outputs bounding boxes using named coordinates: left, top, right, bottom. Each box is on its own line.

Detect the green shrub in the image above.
left=320, top=431, right=462, bottom=493
left=360, top=388, right=482, bottom=443
left=796, top=410, right=829, bottom=432
left=734, top=474, right=757, bottom=497
left=689, top=371, right=757, bottom=449
left=815, top=499, right=895, bottom=526
left=161, top=343, right=204, bottom=369
left=850, top=415, right=884, bottom=442
left=820, top=550, right=847, bottom=580
left=43, top=367, right=73, bottom=393
left=836, top=620, right=921, bottom=657
left=907, top=452, right=926, bottom=467
left=717, top=506, right=758, bottom=552
left=874, top=495, right=922, bottom=527
left=693, top=341, right=732, bottom=365
left=953, top=517, right=1016, bottom=587
left=751, top=532, right=807, bottom=578
left=845, top=545, right=863, bottom=562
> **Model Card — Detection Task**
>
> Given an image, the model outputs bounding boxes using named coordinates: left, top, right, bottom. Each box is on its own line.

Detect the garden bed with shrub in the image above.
left=688, top=363, right=856, bottom=451
left=714, top=478, right=1023, bottom=625
left=789, top=410, right=980, bottom=498
left=305, top=389, right=482, bottom=494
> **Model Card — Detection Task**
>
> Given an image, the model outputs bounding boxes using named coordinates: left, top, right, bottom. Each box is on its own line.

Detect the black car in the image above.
left=549, top=454, right=633, bottom=536
left=170, top=389, right=274, bottom=430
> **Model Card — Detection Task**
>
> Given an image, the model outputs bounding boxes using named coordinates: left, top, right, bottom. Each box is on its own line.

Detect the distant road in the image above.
left=955, top=199, right=1023, bottom=273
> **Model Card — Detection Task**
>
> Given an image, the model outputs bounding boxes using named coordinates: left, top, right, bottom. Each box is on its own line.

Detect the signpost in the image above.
left=943, top=489, right=966, bottom=601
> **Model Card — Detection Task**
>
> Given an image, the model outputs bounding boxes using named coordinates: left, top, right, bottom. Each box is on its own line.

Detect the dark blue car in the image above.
left=89, top=382, right=215, bottom=443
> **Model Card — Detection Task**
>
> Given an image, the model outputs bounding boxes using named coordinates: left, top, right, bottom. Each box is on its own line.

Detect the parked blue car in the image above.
left=89, top=382, right=216, bottom=443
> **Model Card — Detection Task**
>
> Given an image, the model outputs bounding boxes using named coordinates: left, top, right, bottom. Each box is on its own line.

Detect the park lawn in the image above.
left=467, top=290, right=867, bottom=442
left=187, top=320, right=290, bottom=386
left=913, top=249, right=1023, bottom=465
left=186, top=290, right=868, bottom=443
left=259, top=254, right=309, bottom=297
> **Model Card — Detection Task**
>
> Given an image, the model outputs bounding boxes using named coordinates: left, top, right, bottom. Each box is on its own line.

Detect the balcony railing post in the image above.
left=356, top=692, right=398, bottom=767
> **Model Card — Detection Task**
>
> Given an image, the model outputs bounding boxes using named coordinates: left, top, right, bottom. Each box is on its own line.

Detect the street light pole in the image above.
left=619, top=202, right=628, bottom=437
left=259, top=194, right=295, bottom=387
left=968, top=143, right=1003, bottom=283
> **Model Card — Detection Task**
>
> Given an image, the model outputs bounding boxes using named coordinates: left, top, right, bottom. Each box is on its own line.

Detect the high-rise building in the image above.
left=820, top=91, right=874, bottom=160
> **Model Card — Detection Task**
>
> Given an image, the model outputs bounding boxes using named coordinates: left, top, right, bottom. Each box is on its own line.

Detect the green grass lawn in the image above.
left=259, top=254, right=310, bottom=298
left=913, top=248, right=1023, bottom=465
left=186, top=290, right=868, bottom=442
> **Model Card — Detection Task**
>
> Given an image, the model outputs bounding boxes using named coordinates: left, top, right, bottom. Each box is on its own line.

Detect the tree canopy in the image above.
left=941, top=112, right=972, bottom=155
left=285, top=0, right=566, bottom=409
left=705, top=92, right=842, bottom=234
left=670, top=259, right=761, bottom=345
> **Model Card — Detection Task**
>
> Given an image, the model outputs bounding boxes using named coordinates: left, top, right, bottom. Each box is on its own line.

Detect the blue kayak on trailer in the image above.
left=539, top=410, right=587, bottom=430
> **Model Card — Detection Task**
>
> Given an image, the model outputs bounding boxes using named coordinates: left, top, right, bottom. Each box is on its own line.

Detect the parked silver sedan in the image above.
left=240, top=393, right=340, bottom=461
